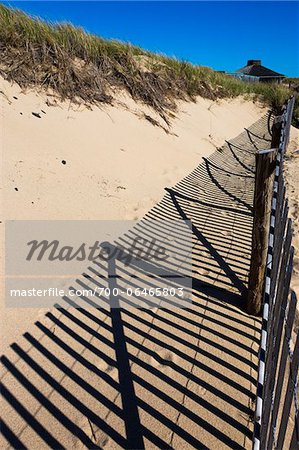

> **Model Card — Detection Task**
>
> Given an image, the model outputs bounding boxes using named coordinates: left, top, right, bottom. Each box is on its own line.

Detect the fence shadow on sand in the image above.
left=1, top=114, right=272, bottom=449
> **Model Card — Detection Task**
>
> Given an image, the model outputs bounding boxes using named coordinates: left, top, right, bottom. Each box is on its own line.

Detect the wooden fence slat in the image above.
left=283, top=97, right=295, bottom=150
left=266, top=291, right=297, bottom=450
left=261, top=243, right=294, bottom=446
left=263, top=223, right=292, bottom=389
left=267, top=111, right=274, bottom=137
left=270, top=200, right=288, bottom=302
left=276, top=330, right=299, bottom=449
left=290, top=423, right=299, bottom=450
left=269, top=197, right=288, bottom=315
left=265, top=221, right=292, bottom=367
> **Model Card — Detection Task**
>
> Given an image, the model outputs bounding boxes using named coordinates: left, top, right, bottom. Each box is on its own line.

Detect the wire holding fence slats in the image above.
left=253, top=96, right=298, bottom=450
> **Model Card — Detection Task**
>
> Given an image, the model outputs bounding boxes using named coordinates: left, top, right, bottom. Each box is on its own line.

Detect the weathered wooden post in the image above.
left=246, top=116, right=283, bottom=315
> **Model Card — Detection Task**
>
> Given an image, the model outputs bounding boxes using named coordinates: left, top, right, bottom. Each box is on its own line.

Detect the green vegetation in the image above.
left=0, top=4, right=297, bottom=123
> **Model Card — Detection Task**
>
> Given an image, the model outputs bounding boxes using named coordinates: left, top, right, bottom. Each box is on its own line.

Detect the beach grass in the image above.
left=0, top=4, right=296, bottom=122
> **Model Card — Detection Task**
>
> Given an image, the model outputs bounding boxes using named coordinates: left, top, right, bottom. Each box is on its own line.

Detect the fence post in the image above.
left=246, top=117, right=283, bottom=315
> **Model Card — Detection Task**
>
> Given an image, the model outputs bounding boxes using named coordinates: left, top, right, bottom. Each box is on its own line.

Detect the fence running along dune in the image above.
left=253, top=97, right=298, bottom=449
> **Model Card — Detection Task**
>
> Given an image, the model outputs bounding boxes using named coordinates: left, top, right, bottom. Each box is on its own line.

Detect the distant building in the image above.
left=235, top=60, right=285, bottom=84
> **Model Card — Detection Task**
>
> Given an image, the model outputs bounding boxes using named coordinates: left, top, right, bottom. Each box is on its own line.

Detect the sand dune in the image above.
left=0, top=75, right=267, bottom=351
left=1, top=77, right=267, bottom=222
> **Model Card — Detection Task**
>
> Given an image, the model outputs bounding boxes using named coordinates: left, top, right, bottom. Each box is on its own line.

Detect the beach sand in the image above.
left=1, top=80, right=269, bottom=448
left=0, top=76, right=267, bottom=352
left=284, top=126, right=299, bottom=310
left=3, top=77, right=297, bottom=449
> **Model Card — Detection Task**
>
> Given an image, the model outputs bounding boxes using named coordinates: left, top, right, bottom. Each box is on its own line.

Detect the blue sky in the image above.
left=4, top=1, right=299, bottom=76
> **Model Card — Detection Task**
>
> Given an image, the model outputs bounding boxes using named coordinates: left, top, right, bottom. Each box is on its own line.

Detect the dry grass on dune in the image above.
left=0, top=4, right=295, bottom=123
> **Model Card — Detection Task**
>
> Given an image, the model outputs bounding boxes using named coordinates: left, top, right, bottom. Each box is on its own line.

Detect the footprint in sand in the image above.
left=290, top=203, right=299, bottom=216
left=97, top=359, right=118, bottom=379
left=193, top=184, right=206, bottom=194
left=75, top=419, right=110, bottom=449
left=74, top=419, right=93, bottom=448
left=197, top=268, right=211, bottom=276
left=197, top=251, right=208, bottom=259
left=166, top=235, right=176, bottom=243
left=219, top=230, right=232, bottom=237
left=197, top=386, right=207, bottom=396
left=32, top=112, right=41, bottom=119
left=151, top=348, right=177, bottom=369
left=182, top=292, right=192, bottom=303
left=95, top=430, right=110, bottom=448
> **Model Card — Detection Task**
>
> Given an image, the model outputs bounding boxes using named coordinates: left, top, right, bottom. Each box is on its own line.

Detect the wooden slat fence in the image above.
left=253, top=96, right=298, bottom=450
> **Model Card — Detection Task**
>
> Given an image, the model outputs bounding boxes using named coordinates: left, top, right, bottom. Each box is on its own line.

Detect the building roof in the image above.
left=236, top=60, right=285, bottom=78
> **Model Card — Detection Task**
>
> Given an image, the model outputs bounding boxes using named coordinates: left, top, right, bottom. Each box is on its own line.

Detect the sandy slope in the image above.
left=284, top=126, right=299, bottom=307
left=0, top=75, right=267, bottom=352
left=1, top=77, right=266, bottom=222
